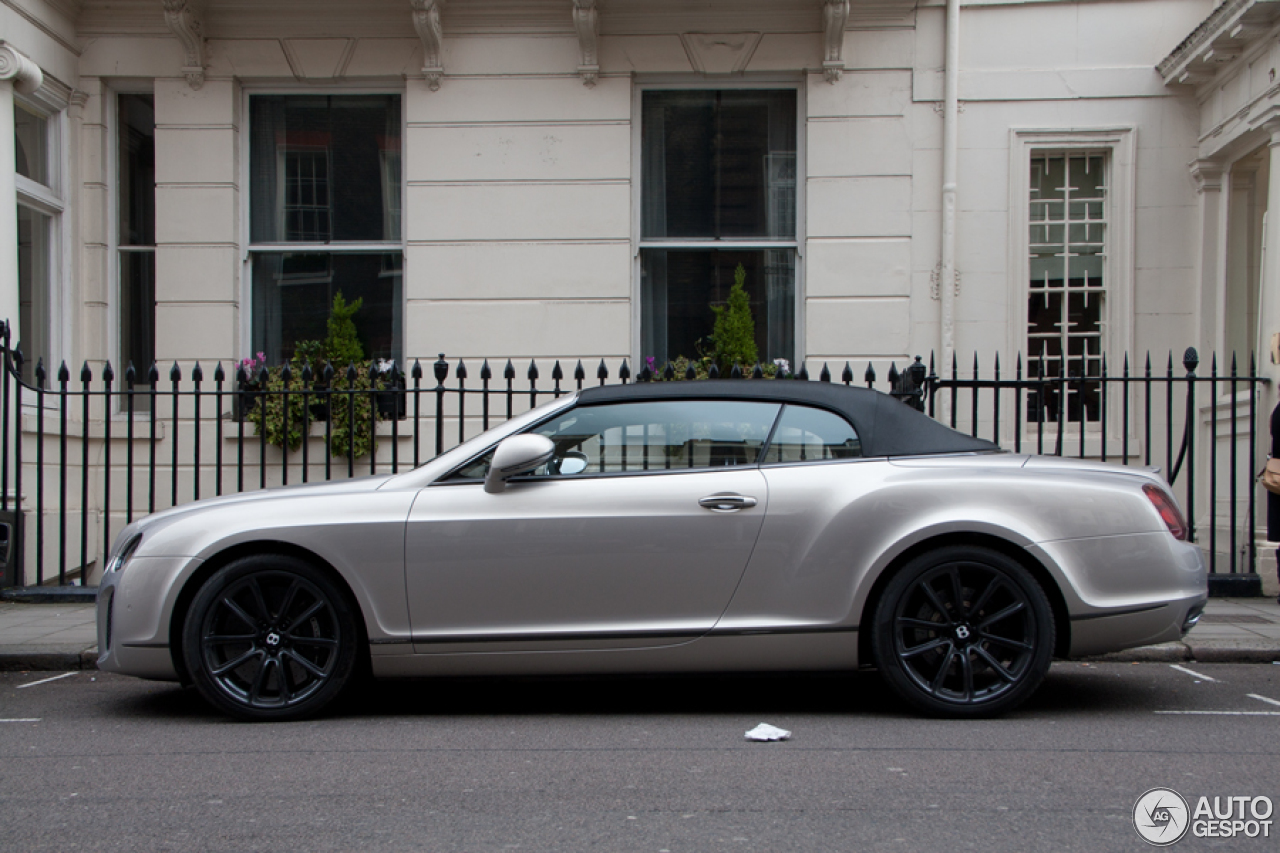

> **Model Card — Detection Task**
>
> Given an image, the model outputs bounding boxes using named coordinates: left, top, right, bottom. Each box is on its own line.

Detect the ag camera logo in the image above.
left=1133, top=788, right=1190, bottom=846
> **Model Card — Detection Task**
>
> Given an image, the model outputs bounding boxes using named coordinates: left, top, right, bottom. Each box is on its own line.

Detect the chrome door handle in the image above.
left=699, top=494, right=758, bottom=512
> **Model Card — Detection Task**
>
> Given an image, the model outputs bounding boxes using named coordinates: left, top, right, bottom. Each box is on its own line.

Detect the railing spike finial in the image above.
left=841, top=361, right=853, bottom=384
left=994, top=351, right=1000, bottom=371
left=596, top=359, right=608, bottom=382
left=1183, top=347, right=1199, bottom=374
left=887, top=362, right=899, bottom=386
left=819, top=362, right=831, bottom=383
left=212, top=361, right=224, bottom=383
left=664, top=361, right=676, bottom=381
left=730, top=362, right=742, bottom=379
left=281, top=362, right=292, bottom=385
left=573, top=360, right=585, bottom=382
left=368, top=362, right=380, bottom=381
left=1231, top=351, right=1238, bottom=375
left=169, top=361, right=181, bottom=383
left=256, top=364, right=268, bottom=386
left=346, top=363, right=358, bottom=383
left=59, top=360, right=71, bottom=384
left=551, top=360, right=563, bottom=382
left=618, top=359, right=630, bottom=382
left=527, top=359, right=539, bottom=381
left=80, top=361, right=93, bottom=383
left=323, top=361, right=335, bottom=383
left=126, top=362, right=137, bottom=386
left=191, top=361, right=203, bottom=383
left=103, top=361, right=115, bottom=384
left=864, top=361, right=876, bottom=385
left=457, top=359, right=468, bottom=380
left=685, top=362, right=697, bottom=381
left=480, top=359, right=493, bottom=381
left=753, top=363, right=764, bottom=379
left=411, top=358, right=423, bottom=381
left=150, top=361, right=163, bottom=385
left=35, top=357, right=46, bottom=385
left=12, top=345, right=23, bottom=371
left=797, top=362, right=809, bottom=381
left=503, top=359, right=515, bottom=381
left=433, top=353, right=449, bottom=383
left=300, top=361, right=313, bottom=383
left=707, top=362, right=720, bottom=379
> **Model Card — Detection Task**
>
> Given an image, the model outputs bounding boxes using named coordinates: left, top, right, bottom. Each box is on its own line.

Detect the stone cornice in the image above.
left=411, top=0, right=444, bottom=91
left=162, top=0, right=207, bottom=89
left=1159, top=0, right=1280, bottom=88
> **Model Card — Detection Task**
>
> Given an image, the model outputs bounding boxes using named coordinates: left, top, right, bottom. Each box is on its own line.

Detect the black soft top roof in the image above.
left=575, top=380, right=999, bottom=457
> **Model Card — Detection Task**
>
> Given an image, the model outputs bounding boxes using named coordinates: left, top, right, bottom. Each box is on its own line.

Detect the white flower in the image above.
left=377, top=358, right=396, bottom=374
left=773, top=358, right=790, bottom=373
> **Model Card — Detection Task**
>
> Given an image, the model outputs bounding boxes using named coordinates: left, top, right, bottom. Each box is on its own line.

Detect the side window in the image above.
left=762, top=405, right=860, bottom=464
left=445, top=400, right=782, bottom=481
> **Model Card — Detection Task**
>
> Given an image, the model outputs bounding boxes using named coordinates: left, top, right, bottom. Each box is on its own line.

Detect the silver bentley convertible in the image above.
left=96, top=380, right=1207, bottom=720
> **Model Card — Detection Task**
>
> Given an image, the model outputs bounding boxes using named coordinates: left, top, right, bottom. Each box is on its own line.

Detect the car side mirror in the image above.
left=484, top=434, right=556, bottom=494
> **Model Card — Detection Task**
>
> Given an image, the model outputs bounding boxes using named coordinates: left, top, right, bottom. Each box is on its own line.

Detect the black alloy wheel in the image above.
left=872, top=545, right=1054, bottom=718
left=183, top=556, right=359, bottom=721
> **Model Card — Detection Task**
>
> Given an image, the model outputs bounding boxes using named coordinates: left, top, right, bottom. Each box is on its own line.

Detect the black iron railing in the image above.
left=0, top=321, right=1268, bottom=593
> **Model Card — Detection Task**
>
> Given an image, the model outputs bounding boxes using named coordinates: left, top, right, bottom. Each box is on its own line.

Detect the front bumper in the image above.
left=96, top=555, right=198, bottom=681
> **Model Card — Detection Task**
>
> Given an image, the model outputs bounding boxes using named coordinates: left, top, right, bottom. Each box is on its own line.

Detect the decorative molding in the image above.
left=1159, top=0, right=1280, bottom=88
left=411, top=0, right=445, bottom=91
left=679, top=32, right=762, bottom=75
left=573, top=0, right=599, bottom=87
left=822, top=0, right=850, bottom=84
left=0, top=41, right=43, bottom=95
left=162, top=0, right=207, bottom=90
left=1189, top=159, right=1224, bottom=193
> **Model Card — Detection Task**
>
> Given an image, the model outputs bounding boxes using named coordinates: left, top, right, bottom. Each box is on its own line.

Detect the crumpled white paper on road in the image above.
left=744, top=723, right=791, bottom=742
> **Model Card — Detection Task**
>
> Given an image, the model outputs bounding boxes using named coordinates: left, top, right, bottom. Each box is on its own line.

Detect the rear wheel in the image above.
left=871, top=546, right=1054, bottom=718
left=182, top=555, right=359, bottom=721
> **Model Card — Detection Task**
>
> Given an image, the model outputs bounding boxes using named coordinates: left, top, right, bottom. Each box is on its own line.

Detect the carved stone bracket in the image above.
left=573, top=0, right=599, bottom=87
left=1188, top=159, right=1224, bottom=194
left=822, top=0, right=850, bottom=83
left=411, top=0, right=445, bottom=91
left=163, top=0, right=207, bottom=90
left=0, top=41, right=43, bottom=95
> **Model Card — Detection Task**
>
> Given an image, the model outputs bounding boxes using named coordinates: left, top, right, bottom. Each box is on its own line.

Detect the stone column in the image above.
left=0, top=42, right=43, bottom=344
left=1190, top=160, right=1224, bottom=355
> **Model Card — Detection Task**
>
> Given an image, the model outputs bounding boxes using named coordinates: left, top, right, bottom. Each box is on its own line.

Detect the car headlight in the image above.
left=105, top=532, right=143, bottom=574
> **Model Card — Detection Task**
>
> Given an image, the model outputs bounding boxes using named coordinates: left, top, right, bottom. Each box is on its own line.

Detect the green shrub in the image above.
left=709, top=263, right=758, bottom=374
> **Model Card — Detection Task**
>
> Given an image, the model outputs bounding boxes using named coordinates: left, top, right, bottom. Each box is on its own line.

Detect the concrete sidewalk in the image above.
left=1, top=597, right=1279, bottom=672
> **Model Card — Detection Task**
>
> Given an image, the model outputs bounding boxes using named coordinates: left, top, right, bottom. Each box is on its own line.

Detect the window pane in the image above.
left=449, top=400, right=782, bottom=480
left=17, top=206, right=51, bottom=386
left=14, top=104, right=48, bottom=187
left=118, top=94, right=155, bottom=247
left=763, top=406, right=861, bottom=463
left=251, top=252, right=402, bottom=365
left=120, top=252, right=155, bottom=377
left=1027, top=151, right=1106, bottom=423
left=250, top=95, right=401, bottom=243
left=641, top=90, right=796, bottom=239
left=641, top=248, right=794, bottom=367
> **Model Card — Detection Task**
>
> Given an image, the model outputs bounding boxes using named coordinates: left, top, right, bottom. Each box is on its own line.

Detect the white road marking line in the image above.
left=1247, top=693, right=1280, bottom=707
left=1156, top=710, right=1280, bottom=716
left=16, top=672, right=75, bottom=689
left=0, top=718, right=41, bottom=723
left=1169, top=664, right=1217, bottom=682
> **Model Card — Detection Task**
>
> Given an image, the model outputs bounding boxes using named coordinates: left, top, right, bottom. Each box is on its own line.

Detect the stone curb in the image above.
left=0, top=649, right=98, bottom=671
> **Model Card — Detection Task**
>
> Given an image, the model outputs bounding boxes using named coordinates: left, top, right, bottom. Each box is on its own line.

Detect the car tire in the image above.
left=871, top=545, right=1054, bottom=718
left=182, top=555, right=360, bottom=721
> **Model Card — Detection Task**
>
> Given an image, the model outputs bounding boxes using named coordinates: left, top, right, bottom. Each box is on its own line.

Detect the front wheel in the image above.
left=182, top=555, right=359, bottom=721
left=871, top=546, right=1055, bottom=718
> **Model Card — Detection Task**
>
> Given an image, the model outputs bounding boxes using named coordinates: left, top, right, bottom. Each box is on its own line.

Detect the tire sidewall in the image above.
left=872, top=545, right=1055, bottom=718
left=182, top=555, right=359, bottom=721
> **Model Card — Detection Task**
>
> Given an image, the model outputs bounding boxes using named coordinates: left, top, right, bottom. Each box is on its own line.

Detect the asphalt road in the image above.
left=1, top=662, right=1278, bottom=853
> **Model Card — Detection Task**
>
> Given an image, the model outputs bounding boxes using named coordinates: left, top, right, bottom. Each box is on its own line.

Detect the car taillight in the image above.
left=1143, top=484, right=1187, bottom=540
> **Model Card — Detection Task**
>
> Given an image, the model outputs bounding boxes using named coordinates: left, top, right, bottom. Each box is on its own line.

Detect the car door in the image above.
left=404, top=399, right=780, bottom=651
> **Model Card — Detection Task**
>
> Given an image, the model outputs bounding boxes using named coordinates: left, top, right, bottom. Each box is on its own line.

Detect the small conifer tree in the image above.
left=324, top=291, right=364, bottom=367
left=710, top=263, right=758, bottom=373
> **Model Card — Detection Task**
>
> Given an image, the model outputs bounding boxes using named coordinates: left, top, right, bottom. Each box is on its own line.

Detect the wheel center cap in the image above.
left=265, top=632, right=281, bottom=647
left=954, top=624, right=972, bottom=642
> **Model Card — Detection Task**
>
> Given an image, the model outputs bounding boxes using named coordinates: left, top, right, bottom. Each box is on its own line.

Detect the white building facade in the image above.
left=5, top=0, right=1277, bottom=588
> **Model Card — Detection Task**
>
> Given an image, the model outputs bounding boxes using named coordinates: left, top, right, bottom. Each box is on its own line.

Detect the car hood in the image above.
left=127, top=474, right=396, bottom=535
